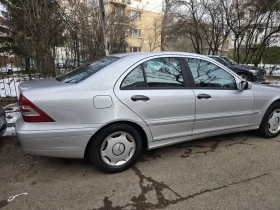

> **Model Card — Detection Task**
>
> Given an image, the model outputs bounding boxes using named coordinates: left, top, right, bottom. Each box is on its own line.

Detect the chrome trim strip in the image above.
left=148, top=125, right=259, bottom=150
left=195, top=111, right=253, bottom=121
left=252, top=111, right=261, bottom=115
left=147, top=117, right=194, bottom=127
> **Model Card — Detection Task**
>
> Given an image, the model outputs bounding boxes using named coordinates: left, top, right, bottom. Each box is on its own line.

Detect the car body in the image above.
left=0, top=106, right=7, bottom=136
left=16, top=52, right=280, bottom=173
left=208, top=55, right=266, bottom=82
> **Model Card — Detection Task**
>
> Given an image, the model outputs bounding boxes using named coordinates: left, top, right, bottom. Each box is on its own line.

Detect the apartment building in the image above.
left=105, top=0, right=162, bottom=52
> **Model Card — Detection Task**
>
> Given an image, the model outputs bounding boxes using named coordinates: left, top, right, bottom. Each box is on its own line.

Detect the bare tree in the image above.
left=1, top=0, right=136, bottom=78
left=222, top=0, right=280, bottom=65
left=1, top=0, right=65, bottom=78
left=57, top=0, right=136, bottom=63
left=201, top=0, right=230, bottom=55
left=161, top=0, right=173, bottom=51
left=168, top=0, right=229, bottom=55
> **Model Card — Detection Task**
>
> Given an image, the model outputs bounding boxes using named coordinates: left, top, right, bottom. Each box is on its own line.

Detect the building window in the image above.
left=130, top=29, right=142, bottom=38
left=130, top=10, right=141, bottom=20
left=130, top=47, right=141, bottom=52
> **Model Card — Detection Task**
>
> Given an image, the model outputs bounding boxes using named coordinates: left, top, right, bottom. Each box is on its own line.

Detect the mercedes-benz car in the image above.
left=208, top=55, right=266, bottom=82
left=16, top=52, right=280, bottom=173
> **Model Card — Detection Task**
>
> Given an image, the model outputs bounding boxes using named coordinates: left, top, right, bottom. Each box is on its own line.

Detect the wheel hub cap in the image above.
left=268, top=109, right=280, bottom=133
left=100, top=132, right=136, bottom=166
left=112, top=143, right=125, bottom=156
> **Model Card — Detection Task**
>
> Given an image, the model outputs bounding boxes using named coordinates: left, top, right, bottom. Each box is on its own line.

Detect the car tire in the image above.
left=238, top=73, right=249, bottom=81
left=88, top=124, right=143, bottom=173
left=258, top=102, right=280, bottom=138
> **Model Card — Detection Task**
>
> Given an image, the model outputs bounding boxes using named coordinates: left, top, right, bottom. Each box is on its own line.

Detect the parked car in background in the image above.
left=16, top=52, right=280, bottom=173
left=0, top=106, right=7, bottom=136
left=208, top=55, right=266, bottom=82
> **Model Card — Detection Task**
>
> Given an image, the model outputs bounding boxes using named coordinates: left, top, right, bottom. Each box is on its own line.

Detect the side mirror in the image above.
left=237, top=81, right=252, bottom=90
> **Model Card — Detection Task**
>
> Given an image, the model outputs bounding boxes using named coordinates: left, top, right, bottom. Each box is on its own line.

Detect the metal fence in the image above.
left=0, top=55, right=74, bottom=99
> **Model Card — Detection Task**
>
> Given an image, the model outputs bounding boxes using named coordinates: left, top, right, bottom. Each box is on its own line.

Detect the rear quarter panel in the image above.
left=21, top=88, right=153, bottom=143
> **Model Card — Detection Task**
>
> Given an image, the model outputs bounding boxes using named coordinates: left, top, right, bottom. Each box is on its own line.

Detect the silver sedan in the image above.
left=16, top=52, right=280, bottom=173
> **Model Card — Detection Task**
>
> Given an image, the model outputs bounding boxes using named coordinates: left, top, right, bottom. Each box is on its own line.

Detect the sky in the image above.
left=0, top=3, right=5, bottom=11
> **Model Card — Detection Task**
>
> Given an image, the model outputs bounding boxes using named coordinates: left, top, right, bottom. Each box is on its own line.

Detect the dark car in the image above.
left=208, top=56, right=266, bottom=82
left=0, top=107, right=7, bottom=136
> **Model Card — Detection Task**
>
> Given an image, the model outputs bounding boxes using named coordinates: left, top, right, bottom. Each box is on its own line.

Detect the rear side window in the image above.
left=56, top=57, right=119, bottom=84
left=143, top=57, right=184, bottom=88
left=121, top=65, right=145, bottom=88
left=121, top=57, right=185, bottom=89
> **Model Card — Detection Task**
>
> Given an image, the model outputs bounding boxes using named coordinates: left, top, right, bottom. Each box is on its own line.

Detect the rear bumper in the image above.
left=15, top=117, right=102, bottom=159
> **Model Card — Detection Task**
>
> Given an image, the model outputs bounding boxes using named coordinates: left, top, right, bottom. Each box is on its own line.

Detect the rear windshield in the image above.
left=222, top=57, right=238, bottom=65
left=56, top=56, right=119, bottom=83
left=209, top=56, right=221, bottom=63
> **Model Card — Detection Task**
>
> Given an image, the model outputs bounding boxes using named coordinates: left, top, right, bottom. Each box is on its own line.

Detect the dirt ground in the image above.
left=2, top=132, right=280, bottom=210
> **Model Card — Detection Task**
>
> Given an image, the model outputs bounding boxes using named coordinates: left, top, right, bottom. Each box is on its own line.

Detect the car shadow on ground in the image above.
left=139, top=130, right=273, bottom=162
left=0, top=130, right=275, bottom=176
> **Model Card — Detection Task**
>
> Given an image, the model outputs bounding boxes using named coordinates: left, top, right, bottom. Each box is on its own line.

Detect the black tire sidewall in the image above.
left=259, top=103, right=280, bottom=138
left=89, top=124, right=143, bottom=173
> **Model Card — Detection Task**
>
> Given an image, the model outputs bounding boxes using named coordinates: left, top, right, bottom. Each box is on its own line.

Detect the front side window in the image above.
left=121, top=57, right=185, bottom=89
left=186, top=58, right=237, bottom=89
left=56, top=57, right=118, bottom=84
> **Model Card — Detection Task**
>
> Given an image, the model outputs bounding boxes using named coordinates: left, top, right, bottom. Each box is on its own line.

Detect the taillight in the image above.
left=19, top=94, right=55, bottom=122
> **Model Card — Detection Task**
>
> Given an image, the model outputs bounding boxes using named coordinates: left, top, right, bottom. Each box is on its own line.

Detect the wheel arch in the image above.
left=259, top=98, right=280, bottom=124
left=84, top=121, right=150, bottom=159
left=271, top=98, right=280, bottom=105
left=258, top=99, right=280, bottom=138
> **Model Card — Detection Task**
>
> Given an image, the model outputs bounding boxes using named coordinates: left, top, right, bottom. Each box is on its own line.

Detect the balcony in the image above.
left=104, top=0, right=131, bottom=6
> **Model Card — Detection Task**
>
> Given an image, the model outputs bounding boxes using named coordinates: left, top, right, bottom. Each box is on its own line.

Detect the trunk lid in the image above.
left=18, top=78, right=71, bottom=97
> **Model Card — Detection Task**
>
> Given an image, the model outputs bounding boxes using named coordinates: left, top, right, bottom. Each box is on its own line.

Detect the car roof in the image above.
left=207, top=55, right=220, bottom=57
left=111, top=51, right=210, bottom=60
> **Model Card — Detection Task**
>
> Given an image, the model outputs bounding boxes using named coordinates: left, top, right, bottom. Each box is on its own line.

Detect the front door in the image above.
left=183, top=57, right=254, bottom=135
left=114, top=56, right=196, bottom=141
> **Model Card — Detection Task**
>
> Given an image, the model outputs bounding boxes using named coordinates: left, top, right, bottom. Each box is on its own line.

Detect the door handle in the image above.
left=131, top=95, right=150, bottom=102
left=197, top=94, right=211, bottom=99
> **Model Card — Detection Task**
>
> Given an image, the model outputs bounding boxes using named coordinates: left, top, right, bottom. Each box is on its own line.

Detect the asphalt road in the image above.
left=1, top=132, right=280, bottom=210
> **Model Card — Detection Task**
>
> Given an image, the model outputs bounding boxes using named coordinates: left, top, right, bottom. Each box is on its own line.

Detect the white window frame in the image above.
left=130, top=10, right=141, bottom=20
left=130, top=29, right=142, bottom=38
left=129, top=47, right=141, bottom=52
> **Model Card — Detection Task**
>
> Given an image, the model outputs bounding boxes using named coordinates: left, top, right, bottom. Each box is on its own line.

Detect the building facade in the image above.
left=105, top=0, right=162, bottom=52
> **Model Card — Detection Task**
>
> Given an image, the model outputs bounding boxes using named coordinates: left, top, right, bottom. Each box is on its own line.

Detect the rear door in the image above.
left=182, top=56, right=254, bottom=135
left=114, top=56, right=196, bottom=141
